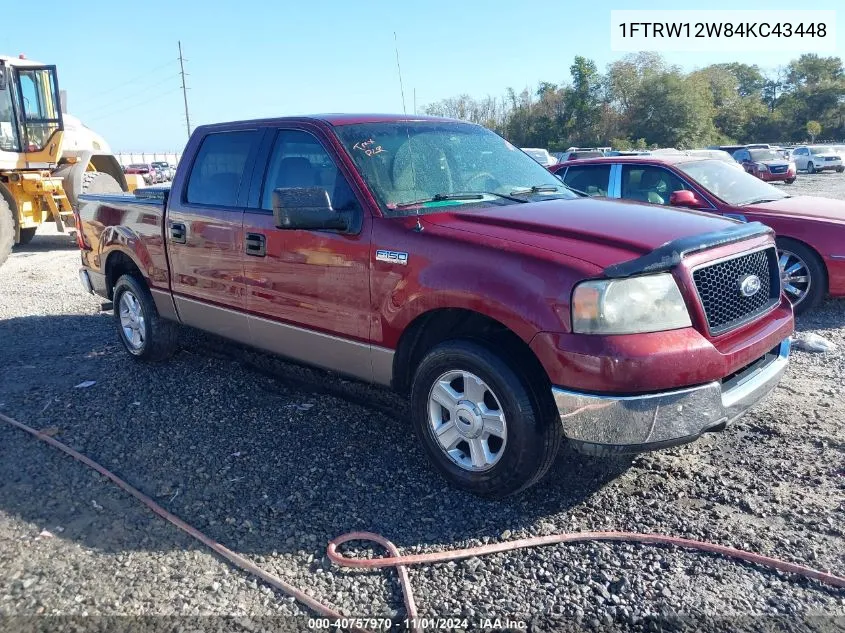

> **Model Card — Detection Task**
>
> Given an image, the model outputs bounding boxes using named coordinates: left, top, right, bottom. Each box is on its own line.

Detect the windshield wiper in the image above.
left=394, top=193, right=484, bottom=209
left=394, top=191, right=528, bottom=208
left=739, top=197, right=784, bottom=206
left=510, top=185, right=561, bottom=195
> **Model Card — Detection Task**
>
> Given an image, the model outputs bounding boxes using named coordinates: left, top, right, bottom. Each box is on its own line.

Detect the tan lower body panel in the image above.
left=171, top=295, right=393, bottom=386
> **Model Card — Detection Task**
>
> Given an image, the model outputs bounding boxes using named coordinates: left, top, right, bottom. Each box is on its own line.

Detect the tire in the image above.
left=776, top=238, right=826, bottom=316
left=837, top=167, right=844, bottom=174
left=112, top=274, right=178, bottom=361
left=0, top=196, right=13, bottom=268
left=410, top=340, right=563, bottom=499
left=785, top=177, right=796, bottom=184
left=17, top=227, right=37, bottom=245
left=807, top=162, right=815, bottom=174
left=80, top=171, right=123, bottom=197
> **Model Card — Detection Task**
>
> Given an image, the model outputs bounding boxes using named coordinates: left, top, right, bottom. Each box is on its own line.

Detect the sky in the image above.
left=3, top=0, right=842, bottom=151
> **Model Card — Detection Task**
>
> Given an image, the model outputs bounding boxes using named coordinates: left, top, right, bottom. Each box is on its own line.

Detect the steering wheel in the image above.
left=464, top=172, right=500, bottom=191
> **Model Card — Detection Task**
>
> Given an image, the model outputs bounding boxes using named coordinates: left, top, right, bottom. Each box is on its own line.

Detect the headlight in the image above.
left=572, top=273, right=692, bottom=334
left=758, top=163, right=768, bottom=172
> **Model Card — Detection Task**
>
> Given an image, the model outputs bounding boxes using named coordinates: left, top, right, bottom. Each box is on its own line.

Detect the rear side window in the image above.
left=186, top=130, right=260, bottom=207
left=562, top=165, right=611, bottom=196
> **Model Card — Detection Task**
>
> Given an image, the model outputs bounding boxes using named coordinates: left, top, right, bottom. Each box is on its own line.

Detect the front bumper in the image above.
left=812, top=162, right=842, bottom=171
left=552, top=338, right=790, bottom=455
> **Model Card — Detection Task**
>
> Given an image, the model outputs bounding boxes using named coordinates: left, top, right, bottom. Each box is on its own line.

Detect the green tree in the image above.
left=807, top=120, right=822, bottom=141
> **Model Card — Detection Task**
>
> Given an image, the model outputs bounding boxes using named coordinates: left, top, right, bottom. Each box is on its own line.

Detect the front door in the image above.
left=166, top=127, right=262, bottom=343
left=241, top=127, right=374, bottom=381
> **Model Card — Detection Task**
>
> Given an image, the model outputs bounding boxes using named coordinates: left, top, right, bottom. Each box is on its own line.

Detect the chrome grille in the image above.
left=693, top=247, right=780, bottom=335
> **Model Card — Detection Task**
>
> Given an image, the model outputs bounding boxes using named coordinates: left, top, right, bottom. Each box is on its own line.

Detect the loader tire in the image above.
left=79, top=171, right=123, bottom=199
left=0, top=196, right=13, bottom=268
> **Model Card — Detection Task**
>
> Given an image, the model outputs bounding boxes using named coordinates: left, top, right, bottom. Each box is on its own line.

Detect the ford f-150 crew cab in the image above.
left=74, top=114, right=794, bottom=498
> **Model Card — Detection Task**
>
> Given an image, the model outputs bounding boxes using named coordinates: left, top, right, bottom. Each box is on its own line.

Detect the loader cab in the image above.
left=0, top=59, right=62, bottom=158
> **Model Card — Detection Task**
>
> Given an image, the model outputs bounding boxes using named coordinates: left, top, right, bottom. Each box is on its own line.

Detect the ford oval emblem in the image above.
left=739, top=274, right=762, bottom=297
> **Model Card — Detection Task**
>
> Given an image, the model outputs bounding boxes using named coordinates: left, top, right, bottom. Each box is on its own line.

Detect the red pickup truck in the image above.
left=74, top=115, right=793, bottom=498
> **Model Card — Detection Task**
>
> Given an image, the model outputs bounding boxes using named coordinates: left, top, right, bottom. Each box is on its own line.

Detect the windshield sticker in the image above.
left=353, top=139, right=386, bottom=157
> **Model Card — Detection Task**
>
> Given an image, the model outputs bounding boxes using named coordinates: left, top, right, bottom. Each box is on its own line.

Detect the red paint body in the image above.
left=550, top=155, right=845, bottom=297
left=76, top=116, right=793, bottom=395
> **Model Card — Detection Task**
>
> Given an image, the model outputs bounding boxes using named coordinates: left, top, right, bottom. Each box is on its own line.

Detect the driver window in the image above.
left=261, top=130, right=359, bottom=212
left=621, top=166, right=688, bottom=205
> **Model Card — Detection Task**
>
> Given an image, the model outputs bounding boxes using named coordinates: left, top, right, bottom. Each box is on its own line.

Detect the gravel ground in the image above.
left=0, top=178, right=844, bottom=632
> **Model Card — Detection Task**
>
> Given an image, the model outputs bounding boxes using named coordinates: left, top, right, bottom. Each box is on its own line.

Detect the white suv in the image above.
left=791, top=145, right=844, bottom=174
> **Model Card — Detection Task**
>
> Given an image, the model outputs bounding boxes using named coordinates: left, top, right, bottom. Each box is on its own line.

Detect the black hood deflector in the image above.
left=603, top=221, right=773, bottom=279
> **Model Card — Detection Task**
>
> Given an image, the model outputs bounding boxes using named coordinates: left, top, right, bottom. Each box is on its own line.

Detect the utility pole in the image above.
left=178, top=41, right=191, bottom=139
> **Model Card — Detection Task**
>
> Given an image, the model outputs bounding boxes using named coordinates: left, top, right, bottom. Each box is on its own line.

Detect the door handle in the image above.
left=170, top=222, right=186, bottom=244
left=245, top=233, right=266, bottom=257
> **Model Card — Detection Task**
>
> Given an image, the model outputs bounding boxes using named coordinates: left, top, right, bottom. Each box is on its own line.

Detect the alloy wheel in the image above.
left=119, top=291, right=146, bottom=350
left=779, top=249, right=812, bottom=307
left=427, top=370, right=507, bottom=472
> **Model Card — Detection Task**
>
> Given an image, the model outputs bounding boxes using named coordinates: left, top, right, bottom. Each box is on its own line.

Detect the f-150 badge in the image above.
left=375, top=250, right=408, bottom=265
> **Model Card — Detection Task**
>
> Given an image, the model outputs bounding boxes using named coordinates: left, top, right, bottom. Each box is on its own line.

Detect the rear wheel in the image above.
left=777, top=238, right=826, bottom=315
left=80, top=171, right=123, bottom=198
left=0, top=196, right=13, bottom=268
left=410, top=340, right=562, bottom=498
left=113, top=274, right=178, bottom=361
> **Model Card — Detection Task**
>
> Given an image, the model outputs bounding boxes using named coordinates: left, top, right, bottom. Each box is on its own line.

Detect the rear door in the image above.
left=240, top=126, right=375, bottom=381
left=166, top=127, right=262, bottom=342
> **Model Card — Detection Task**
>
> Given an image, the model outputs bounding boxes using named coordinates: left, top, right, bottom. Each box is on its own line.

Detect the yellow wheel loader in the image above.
left=0, top=54, right=133, bottom=266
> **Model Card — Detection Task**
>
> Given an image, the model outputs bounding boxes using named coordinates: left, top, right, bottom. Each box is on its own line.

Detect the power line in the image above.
left=83, top=73, right=182, bottom=116
left=85, top=87, right=183, bottom=123
left=85, top=59, right=180, bottom=101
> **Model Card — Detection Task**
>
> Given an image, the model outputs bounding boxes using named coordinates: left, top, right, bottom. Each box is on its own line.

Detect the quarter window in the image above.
left=186, top=130, right=260, bottom=207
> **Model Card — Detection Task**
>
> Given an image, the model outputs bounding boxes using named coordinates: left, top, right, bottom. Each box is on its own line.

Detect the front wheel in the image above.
left=785, top=177, right=796, bottom=184
left=17, top=227, right=37, bottom=245
left=113, top=274, right=178, bottom=361
left=777, top=238, right=826, bottom=315
left=807, top=162, right=816, bottom=174
left=837, top=167, right=844, bottom=173
left=410, top=340, right=562, bottom=498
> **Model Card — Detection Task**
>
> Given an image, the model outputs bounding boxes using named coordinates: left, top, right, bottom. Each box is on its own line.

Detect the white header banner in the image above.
left=611, top=10, right=837, bottom=52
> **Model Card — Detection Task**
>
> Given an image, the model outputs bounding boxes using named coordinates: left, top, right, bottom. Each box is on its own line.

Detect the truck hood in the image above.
left=746, top=195, right=845, bottom=223
left=420, top=197, right=739, bottom=270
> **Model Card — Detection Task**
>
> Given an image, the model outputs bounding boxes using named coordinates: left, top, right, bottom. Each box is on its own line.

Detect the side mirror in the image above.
left=669, top=190, right=701, bottom=208
left=272, top=187, right=351, bottom=232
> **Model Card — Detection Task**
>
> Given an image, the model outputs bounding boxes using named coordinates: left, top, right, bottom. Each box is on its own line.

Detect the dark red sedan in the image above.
left=550, top=155, right=845, bottom=314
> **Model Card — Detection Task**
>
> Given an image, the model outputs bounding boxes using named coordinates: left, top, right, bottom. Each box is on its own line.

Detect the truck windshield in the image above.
left=334, top=121, right=576, bottom=216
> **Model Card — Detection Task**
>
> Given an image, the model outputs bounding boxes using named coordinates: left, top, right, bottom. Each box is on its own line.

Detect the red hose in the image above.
left=2, top=410, right=843, bottom=633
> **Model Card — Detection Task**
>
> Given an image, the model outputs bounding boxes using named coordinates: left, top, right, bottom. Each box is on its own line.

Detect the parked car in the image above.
left=791, top=145, right=844, bottom=173
left=555, top=149, right=604, bottom=162
left=151, top=161, right=173, bottom=181
left=520, top=147, right=557, bottom=166
left=76, top=114, right=793, bottom=498
left=731, top=147, right=797, bottom=184
left=686, top=149, right=745, bottom=169
left=123, top=163, right=156, bottom=185
left=551, top=155, right=845, bottom=313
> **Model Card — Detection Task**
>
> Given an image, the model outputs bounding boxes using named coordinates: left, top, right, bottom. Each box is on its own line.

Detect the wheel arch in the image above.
left=776, top=235, right=829, bottom=292
left=103, top=249, right=146, bottom=300
left=392, top=307, right=551, bottom=400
